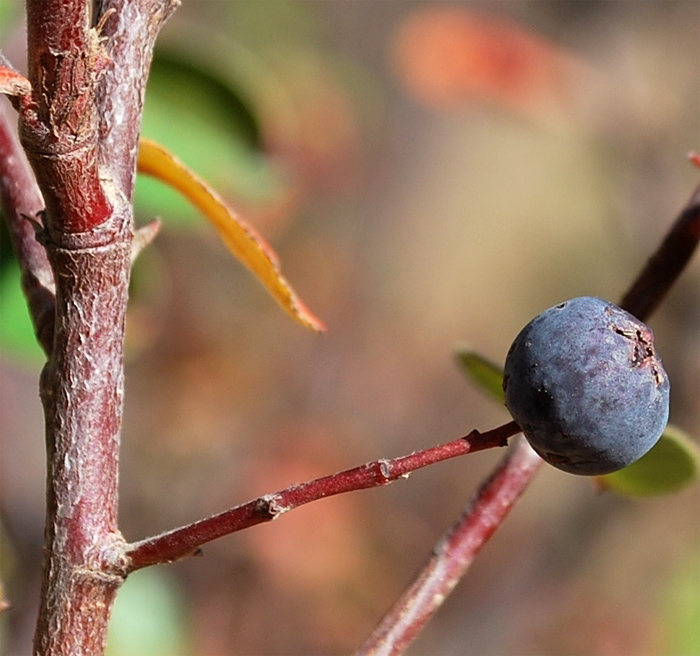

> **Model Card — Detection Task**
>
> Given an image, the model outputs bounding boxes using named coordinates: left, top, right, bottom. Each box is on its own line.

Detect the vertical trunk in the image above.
left=18, top=0, right=177, bottom=652
left=20, top=2, right=132, bottom=652
left=32, top=215, right=132, bottom=655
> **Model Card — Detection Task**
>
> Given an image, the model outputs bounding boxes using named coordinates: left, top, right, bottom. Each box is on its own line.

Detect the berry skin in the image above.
left=503, top=297, right=670, bottom=475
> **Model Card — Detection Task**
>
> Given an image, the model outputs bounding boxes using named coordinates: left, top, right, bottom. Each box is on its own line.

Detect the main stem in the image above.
left=18, top=0, right=177, bottom=650
left=21, top=0, right=132, bottom=653
left=33, top=224, right=132, bottom=655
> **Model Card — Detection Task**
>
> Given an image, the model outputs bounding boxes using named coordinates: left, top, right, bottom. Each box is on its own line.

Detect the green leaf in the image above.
left=660, top=551, right=700, bottom=656
left=0, top=1, right=20, bottom=41
left=152, top=52, right=261, bottom=149
left=454, top=347, right=505, bottom=403
left=0, top=261, right=44, bottom=364
left=600, top=425, right=699, bottom=496
left=106, top=568, right=188, bottom=656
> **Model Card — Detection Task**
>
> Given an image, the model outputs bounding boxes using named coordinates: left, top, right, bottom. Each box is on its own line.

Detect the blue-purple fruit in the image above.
left=503, top=297, right=670, bottom=475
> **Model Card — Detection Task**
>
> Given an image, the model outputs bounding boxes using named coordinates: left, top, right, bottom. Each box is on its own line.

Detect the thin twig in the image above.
left=356, top=438, right=543, bottom=656
left=0, top=100, right=54, bottom=355
left=124, top=421, right=521, bottom=573
left=619, top=180, right=700, bottom=322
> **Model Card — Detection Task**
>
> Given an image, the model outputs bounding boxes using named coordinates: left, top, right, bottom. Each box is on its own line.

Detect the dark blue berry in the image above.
left=503, top=297, right=670, bottom=475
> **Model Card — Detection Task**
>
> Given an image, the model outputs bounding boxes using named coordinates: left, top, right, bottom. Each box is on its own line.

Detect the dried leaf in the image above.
left=137, top=138, right=325, bottom=332
left=391, top=6, right=594, bottom=119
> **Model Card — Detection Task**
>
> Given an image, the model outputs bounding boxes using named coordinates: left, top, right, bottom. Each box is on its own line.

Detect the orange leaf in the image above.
left=391, top=6, right=589, bottom=118
left=137, top=138, right=325, bottom=333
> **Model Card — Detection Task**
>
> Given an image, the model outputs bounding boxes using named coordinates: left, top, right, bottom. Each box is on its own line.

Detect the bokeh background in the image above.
left=1, top=2, right=699, bottom=655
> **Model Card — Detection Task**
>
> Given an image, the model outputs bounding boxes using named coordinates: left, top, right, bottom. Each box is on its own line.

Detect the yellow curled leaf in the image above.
left=137, top=138, right=324, bottom=332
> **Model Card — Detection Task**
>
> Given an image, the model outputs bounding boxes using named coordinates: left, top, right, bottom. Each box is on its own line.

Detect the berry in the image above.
left=502, top=297, right=670, bottom=475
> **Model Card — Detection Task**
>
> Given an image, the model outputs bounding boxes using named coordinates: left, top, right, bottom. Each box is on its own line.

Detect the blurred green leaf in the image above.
left=0, top=1, right=20, bottom=41
left=600, top=425, right=699, bottom=496
left=455, top=347, right=505, bottom=403
left=0, top=260, right=44, bottom=363
left=106, top=568, right=188, bottom=656
left=0, top=213, right=15, bottom=276
left=661, top=551, right=700, bottom=656
left=149, top=53, right=262, bottom=149
left=135, top=51, right=282, bottom=227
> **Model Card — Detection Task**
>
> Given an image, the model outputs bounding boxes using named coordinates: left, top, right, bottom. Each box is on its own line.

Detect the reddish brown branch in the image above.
left=19, top=1, right=178, bottom=654
left=124, top=421, right=521, bottom=572
left=95, top=0, right=180, bottom=198
left=0, top=101, right=54, bottom=355
left=21, top=0, right=112, bottom=237
left=356, top=438, right=543, bottom=656
left=619, top=179, right=700, bottom=322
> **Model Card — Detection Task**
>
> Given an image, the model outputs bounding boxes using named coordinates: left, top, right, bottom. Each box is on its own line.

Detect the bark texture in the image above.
left=16, top=1, right=178, bottom=653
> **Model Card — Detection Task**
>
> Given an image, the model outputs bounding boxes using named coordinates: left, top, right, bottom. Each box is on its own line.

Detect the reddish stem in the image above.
left=22, top=0, right=112, bottom=235
left=619, top=180, right=700, bottom=322
left=0, top=101, right=54, bottom=355
left=124, top=421, right=521, bottom=572
left=95, top=0, right=179, bottom=199
left=356, top=438, right=543, bottom=656
left=33, top=234, right=131, bottom=656
left=19, top=2, right=177, bottom=654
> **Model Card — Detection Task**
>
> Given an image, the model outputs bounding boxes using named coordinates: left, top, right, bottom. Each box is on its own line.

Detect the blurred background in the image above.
left=1, top=1, right=699, bottom=654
